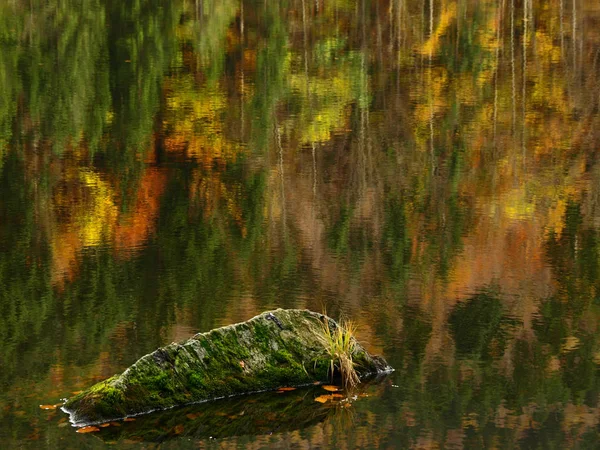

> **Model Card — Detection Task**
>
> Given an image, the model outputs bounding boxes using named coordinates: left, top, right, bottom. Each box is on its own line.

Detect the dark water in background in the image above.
left=1, top=0, right=600, bottom=448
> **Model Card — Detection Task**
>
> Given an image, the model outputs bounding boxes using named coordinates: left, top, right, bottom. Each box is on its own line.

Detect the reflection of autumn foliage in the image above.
left=51, top=161, right=166, bottom=287
left=114, top=168, right=166, bottom=255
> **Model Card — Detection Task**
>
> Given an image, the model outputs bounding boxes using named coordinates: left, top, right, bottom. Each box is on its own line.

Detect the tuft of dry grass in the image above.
left=317, top=316, right=360, bottom=389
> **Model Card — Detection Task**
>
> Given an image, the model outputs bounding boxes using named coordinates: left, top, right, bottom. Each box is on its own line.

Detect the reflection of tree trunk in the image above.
left=429, top=0, right=435, bottom=175
left=240, top=0, right=244, bottom=139
left=522, top=0, right=528, bottom=159
left=312, top=142, right=317, bottom=198
left=572, top=0, right=577, bottom=71
left=510, top=0, right=516, bottom=134
left=493, top=0, right=504, bottom=147
left=275, top=120, right=287, bottom=233
left=560, top=0, right=564, bottom=57
left=301, top=0, right=309, bottom=81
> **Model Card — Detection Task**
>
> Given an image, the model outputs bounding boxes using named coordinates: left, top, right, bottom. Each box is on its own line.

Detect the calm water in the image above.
left=1, top=0, right=600, bottom=448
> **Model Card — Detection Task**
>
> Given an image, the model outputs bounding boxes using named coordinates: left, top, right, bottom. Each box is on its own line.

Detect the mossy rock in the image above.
left=63, top=309, right=391, bottom=426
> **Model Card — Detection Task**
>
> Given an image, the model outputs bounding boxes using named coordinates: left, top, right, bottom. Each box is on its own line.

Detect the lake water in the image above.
left=1, top=0, right=600, bottom=448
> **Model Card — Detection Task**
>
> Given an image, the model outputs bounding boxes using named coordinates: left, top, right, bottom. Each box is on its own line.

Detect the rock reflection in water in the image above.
left=90, top=384, right=366, bottom=444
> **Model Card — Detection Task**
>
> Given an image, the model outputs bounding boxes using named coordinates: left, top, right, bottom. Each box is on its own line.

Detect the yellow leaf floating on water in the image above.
left=76, top=426, right=100, bottom=433
left=99, top=423, right=111, bottom=428
left=322, top=385, right=341, bottom=392
left=123, top=417, right=136, bottom=422
left=331, top=394, right=344, bottom=398
left=315, top=395, right=332, bottom=403
left=39, top=405, right=57, bottom=410
left=278, top=387, right=296, bottom=391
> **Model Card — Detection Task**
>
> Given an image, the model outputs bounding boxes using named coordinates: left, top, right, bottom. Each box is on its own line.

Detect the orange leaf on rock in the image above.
left=76, top=426, right=100, bottom=433
left=322, top=385, right=340, bottom=392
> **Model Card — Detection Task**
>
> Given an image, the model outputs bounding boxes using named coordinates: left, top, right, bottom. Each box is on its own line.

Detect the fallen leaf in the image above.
left=186, top=413, right=201, bottom=420
left=215, top=412, right=227, bottom=416
left=71, top=391, right=83, bottom=395
left=322, top=386, right=340, bottom=392
left=76, top=426, right=100, bottom=433
left=123, top=417, right=136, bottom=422
left=331, top=393, right=344, bottom=398
left=39, top=405, right=57, bottom=410
left=278, top=387, right=296, bottom=391
left=315, top=395, right=332, bottom=403
left=313, top=381, right=321, bottom=385
left=174, top=424, right=184, bottom=434
left=99, top=423, right=111, bottom=428
left=109, top=422, right=121, bottom=427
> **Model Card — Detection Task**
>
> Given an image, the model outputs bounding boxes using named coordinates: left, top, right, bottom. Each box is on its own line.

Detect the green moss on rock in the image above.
left=63, top=309, right=392, bottom=426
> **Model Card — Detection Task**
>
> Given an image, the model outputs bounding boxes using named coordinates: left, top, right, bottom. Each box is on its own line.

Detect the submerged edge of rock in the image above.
left=63, top=309, right=392, bottom=426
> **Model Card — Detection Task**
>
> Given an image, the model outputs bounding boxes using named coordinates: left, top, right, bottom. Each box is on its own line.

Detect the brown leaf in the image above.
left=109, top=422, right=121, bottom=427
left=76, top=426, right=100, bottom=433
left=174, top=424, right=184, bottom=434
left=186, top=413, right=200, bottom=420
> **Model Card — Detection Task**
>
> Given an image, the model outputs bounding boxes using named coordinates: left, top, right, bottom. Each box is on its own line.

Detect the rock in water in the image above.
left=63, top=309, right=392, bottom=426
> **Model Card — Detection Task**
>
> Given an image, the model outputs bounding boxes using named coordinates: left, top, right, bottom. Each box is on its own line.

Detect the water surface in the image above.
left=1, top=0, right=600, bottom=448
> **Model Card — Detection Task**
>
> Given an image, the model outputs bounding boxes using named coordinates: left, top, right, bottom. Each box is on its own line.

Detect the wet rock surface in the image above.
left=63, top=309, right=392, bottom=426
